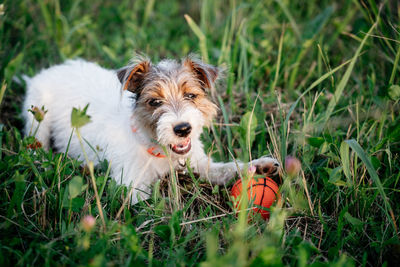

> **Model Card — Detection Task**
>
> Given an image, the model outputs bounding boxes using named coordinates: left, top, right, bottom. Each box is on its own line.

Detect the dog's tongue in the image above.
left=175, top=138, right=190, bottom=148
left=171, top=138, right=191, bottom=154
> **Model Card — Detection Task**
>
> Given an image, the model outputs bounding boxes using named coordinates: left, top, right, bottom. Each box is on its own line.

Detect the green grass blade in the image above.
left=0, top=82, right=6, bottom=107
left=288, top=5, right=335, bottom=90
left=184, top=14, right=209, bottom=63
left=274, top=0, right=301, bottom=40
left=142, top=0, right=155, bottom=27
left=340, top=141, right=352, bottom=186
left=321, top=21, right=377, bottom=128
left=38, top=0, right=53, bottom=33
left=270, top=27, right=284, bottom=93
left=217, top=95, right=233, bottom=158
left=389, top=44, right=400, bottom=85
left=280, top=57, right=354, bottom=165
left=345, top=139, right=397, bottom=233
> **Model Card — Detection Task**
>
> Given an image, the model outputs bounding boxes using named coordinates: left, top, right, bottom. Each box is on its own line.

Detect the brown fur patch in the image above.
left=183, top=58, right=219, bottom=90
left=118, top=61, right=151, bottom=94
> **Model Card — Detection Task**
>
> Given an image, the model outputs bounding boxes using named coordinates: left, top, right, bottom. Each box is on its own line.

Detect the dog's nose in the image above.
left=173, top=122, right=192, bottom=137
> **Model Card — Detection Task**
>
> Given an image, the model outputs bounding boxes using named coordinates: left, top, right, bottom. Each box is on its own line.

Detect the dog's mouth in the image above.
left=170, top=138, right=191, bottom=155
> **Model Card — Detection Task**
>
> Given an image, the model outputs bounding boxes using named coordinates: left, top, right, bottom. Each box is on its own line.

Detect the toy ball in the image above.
left=231, top=177, right=280, bottom=220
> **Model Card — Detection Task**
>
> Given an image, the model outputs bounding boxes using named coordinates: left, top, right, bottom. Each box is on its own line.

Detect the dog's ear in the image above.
left=117, top=61, right=151, bottom=94
left=183, top=57, right=219, bottom=90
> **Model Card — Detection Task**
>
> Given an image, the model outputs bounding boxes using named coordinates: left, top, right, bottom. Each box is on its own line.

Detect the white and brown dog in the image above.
left=23, top=56, right=279, bottom=203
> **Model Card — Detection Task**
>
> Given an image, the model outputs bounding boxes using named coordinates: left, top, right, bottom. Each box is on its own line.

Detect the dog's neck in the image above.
left=130, top=124, right=166, bottom=158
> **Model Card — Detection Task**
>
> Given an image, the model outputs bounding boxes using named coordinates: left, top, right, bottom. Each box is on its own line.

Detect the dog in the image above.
left=23, top=56, right=280, bottom=203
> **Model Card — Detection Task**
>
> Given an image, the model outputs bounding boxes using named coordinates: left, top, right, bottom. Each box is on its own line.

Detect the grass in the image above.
left=1, top=0, right=400, bottom=266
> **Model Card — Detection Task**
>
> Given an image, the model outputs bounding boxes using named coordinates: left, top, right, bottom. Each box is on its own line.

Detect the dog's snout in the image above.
left=173, top=122, right=192, bottom=137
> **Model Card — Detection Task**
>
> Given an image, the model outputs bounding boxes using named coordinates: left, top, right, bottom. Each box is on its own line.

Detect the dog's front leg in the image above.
left=191, top=149, right=280, bottom=185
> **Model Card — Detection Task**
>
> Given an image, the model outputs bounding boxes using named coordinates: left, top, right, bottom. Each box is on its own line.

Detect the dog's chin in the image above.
left=170, top=138, right=191, bottom=155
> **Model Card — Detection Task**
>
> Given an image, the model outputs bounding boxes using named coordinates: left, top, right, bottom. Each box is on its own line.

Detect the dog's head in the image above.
left=117, top=55, right=218, bottom=156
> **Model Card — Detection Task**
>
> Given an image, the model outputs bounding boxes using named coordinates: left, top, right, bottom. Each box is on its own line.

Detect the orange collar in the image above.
left=147, top=147, right=166, bottom=158
left=131, top=126, right=166, bottom=158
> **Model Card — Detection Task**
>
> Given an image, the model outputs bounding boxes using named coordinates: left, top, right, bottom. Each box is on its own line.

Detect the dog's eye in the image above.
left=148, top=99, right=163, bottom=107
left=184, top=93, right=197, bottom=100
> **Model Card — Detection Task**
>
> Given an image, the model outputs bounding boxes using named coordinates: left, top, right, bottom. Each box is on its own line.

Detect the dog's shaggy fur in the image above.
left=23, top=56, right=279, bottom=203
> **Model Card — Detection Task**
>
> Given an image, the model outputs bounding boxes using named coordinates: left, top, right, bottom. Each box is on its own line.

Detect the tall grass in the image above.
left=1, top=0, right=399, bottom=266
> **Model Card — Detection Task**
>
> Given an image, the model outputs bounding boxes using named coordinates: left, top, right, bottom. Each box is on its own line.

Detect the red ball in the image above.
left=231, top=177, right=280, bottom=220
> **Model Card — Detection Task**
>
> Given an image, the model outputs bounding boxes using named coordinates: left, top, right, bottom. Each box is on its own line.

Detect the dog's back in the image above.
left=23, top=59, right=132, bottom=159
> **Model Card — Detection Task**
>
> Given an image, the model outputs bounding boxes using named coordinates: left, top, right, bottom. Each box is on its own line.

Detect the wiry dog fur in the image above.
left=23, top=56, right=280, bottom=203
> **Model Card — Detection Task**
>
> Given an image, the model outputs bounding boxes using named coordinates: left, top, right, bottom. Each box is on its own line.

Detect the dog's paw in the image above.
left=251, top=156, right=280, bottom=177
